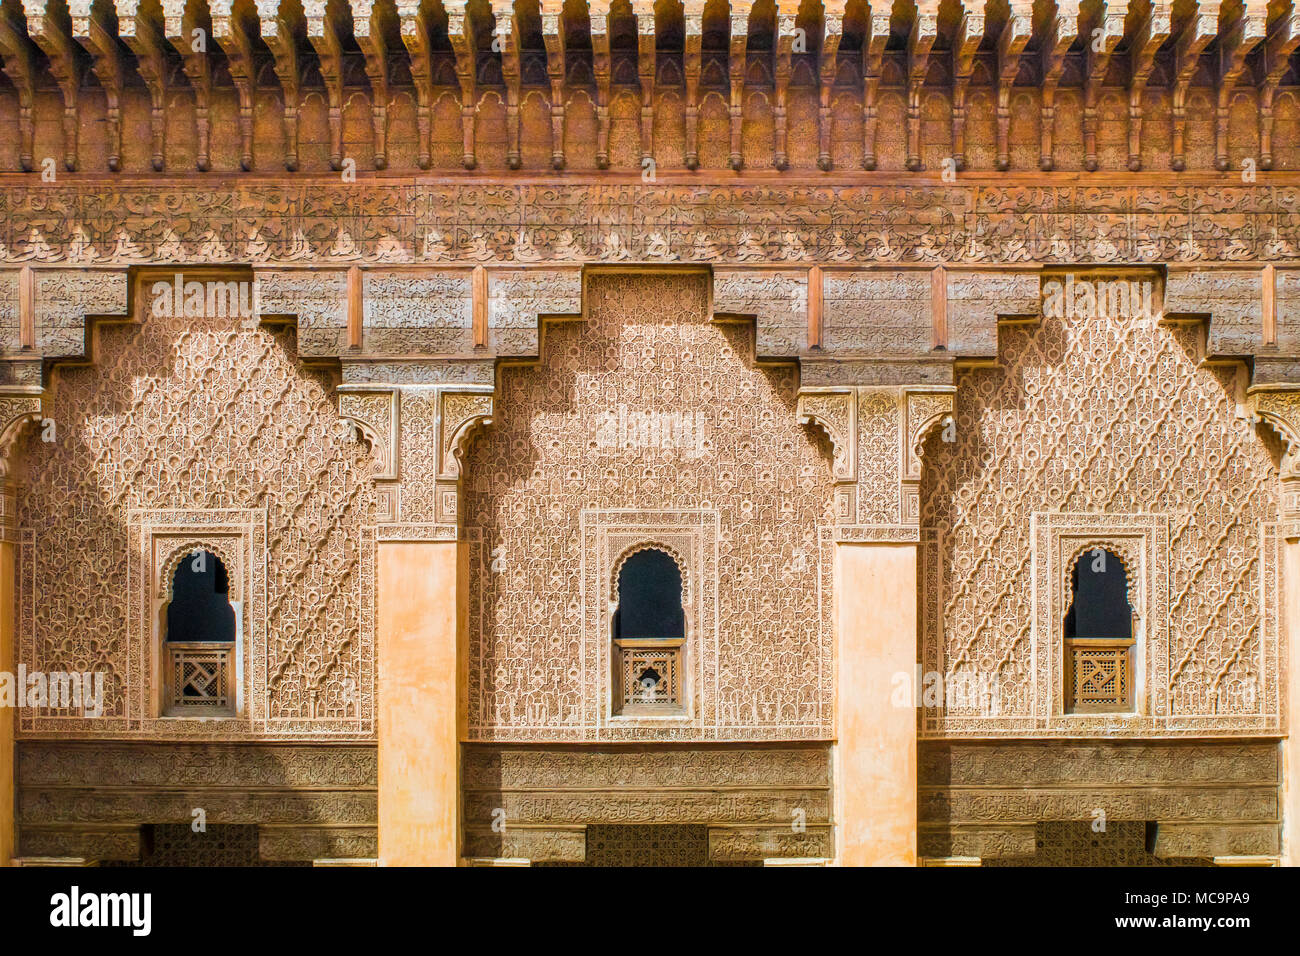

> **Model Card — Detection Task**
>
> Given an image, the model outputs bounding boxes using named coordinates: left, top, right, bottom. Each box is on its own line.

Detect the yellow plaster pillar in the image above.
left=377, top=539, right=467, bottom=866
left=1284, top=536, right=1300, bottom=866
left=834, top=541, right=917, bottom=866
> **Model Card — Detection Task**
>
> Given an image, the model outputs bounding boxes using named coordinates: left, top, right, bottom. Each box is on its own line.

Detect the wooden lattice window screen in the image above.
left=165, top=641, right=236, bottom=716
left=614, top=638, right=684, bottom=715
left=1065, top=638, right=1134, bottom=713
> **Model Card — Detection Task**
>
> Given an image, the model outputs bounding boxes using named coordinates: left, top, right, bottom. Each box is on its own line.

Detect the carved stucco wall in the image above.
left=462, top=271, right=835, bottom=741
left=14, top=308, right=378, bottom=738
left=920, top=280, right=1284, bottom=737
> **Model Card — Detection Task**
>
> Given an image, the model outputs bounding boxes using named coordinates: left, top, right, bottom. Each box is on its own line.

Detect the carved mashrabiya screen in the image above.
left=15, top=308, right=378, bottom=737
left=463, top=272, right=835, bottom=741
left=920, top=277, right=1283, bottom=737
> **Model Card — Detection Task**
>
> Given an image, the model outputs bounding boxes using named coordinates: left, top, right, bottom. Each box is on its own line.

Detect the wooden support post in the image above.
left=931, top=265, right=947, bottom=350
left=808, top=266, right=823, bottom=350
left=19, top=266, right=34, bottom=351
left=473, top=266, right=488, bottom=349
left=347, top=266, right=363, bottom=350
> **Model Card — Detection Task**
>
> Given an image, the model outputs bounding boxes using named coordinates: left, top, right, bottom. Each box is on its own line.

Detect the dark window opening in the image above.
left=166, top=550, right=236, bottom=644
left=1064, top=548, right=1132, bottom=639
left=613, top=549, right=685, bottom=640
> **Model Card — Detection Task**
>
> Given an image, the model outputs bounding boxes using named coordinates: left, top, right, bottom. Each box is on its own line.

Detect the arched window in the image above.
left=612, top=548, right=686, bottom=715
left=163, top=549, right=237, bottom=716
left=166, top=550, right=236, bottom=644
left=1064, top=548, right=1135, bottom=713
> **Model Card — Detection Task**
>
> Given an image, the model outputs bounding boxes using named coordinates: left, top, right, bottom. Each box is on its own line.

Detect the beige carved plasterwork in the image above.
left=377, top=384, right=495, bottom=538
left=14, top=310, right=378, bottom=738
left=0, top=387, right=43, bottom=480
left=463, top=272, right=834, bottom=741
left=920, top=273, right=1283, bottom=738
left=337, top=389, right=398, bottom=481
left=1250, top=387, right=1300, bottom=521
left=798, top=384, right=953, bottom=539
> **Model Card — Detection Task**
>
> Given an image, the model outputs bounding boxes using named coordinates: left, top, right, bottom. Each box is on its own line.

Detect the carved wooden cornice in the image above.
left=2, top=0, right=1300, bottom=174
left=1127, top=1, right=1170, bottom=172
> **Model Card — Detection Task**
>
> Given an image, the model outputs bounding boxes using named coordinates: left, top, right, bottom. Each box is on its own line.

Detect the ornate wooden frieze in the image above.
left=2, top=181, right=1300, bottom=270
left=3, top=3, right=1300, bottom=175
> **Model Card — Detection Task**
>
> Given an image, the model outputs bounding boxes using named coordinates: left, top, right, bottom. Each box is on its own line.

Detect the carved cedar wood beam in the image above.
left=1083, top=0, right=1126, bottom=172
left=211, top=0, right=257, bottom=170
left=907, top=1, right=937, bottom=172
left=0, top=3, right=37, bottom=170
left=994, top=0, right=1030, bottom=171
left=774, top=4, right=797, bottom=171
left=72, top=0, right=126, bottom=171
left=953, top=3, right=984, bottom=171
left=26, top=0, right=84, bottom=170
left=306, top=0, right=346, bottom=170
left=818, top=2, right=842, bottom=171
left=1039, top=1, right=1076, bottom=171
left=352, top=0, right=393, bottom=169
left=446, top=0, right=478, bottom=169
left=117, top=0, right=169, bottom=170
left=493, top=0, right=522, bottom=169
left=397, top=0, right=433, bottom=169
left=164, top=0, right=213, bottom=171
left=591, top=1, right=612, bottom=169
left=683, top=3, right=702, bottom=169
left=258, top=0, right=302, bottom=171
left=1260, top=0, right=1300, bottom=169
left=728, top=4, right=749, bottom=171
left=1126, top=1, right=1170, bottom=170
left=633, top=0, right=654, bottom=163
left=1214, top=1, right=1266, bottom=170
left=861, top=5, right=887, bottom=169
left=542, top=0, right=566, bottom=169
left=1171, top=0, right=1219, bottom=171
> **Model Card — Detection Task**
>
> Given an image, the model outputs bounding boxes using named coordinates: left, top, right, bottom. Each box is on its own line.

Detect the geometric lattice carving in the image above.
left=984, top=822, right=1210, bottom=867
left=614, top=638, right=684, bottom=713
left=15, top=309, right=378, bottom=738
left=464, top=272, right=834, bottom=741
left=113, top=824, right=305, bottom=867
left=921, top=273, right=1282, bottom=737
left=1066, top=639, right=1133, bottom=713
left=539, top=825, right=757, bottom=868
left=165, top=643, right=235, bottom=715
